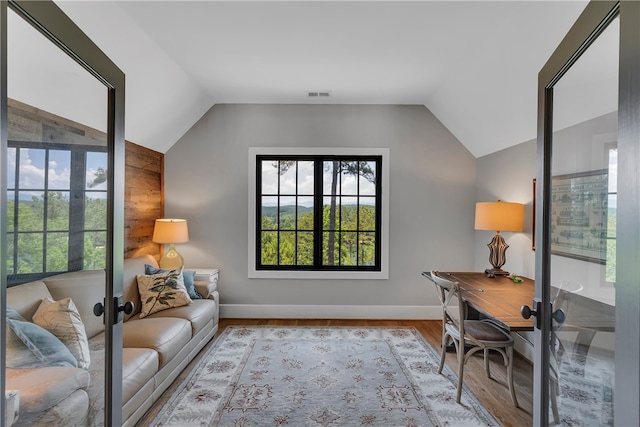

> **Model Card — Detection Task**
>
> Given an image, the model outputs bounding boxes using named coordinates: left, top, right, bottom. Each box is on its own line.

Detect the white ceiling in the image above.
left=43, top=1, right=590, bottom=157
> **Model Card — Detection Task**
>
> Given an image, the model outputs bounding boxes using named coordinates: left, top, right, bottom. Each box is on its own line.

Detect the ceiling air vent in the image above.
left=307, top=91, right=331, bottom=98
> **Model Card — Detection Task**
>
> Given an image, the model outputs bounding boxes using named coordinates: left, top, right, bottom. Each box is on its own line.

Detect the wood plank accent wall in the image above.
left=8, top=98, right=164, bottom=262
left=124, top=142, right=163, bottom=261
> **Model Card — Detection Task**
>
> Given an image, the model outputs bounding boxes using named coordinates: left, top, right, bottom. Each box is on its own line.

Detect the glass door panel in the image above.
left=5, top=5, right=110, bottom=426
left=547, top=13, right=618, bottom=427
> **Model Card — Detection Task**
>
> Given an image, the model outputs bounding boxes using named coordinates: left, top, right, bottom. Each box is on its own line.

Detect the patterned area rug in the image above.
left=150, top=326, right=498, bottom=426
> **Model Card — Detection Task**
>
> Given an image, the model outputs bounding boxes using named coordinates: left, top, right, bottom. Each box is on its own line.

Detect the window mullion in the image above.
left=68, top=150, right=86, bottom=271
left=313, top=158, right=323, bottom=269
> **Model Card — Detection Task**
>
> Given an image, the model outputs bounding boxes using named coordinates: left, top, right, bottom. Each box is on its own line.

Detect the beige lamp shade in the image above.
left=475, top=201, right=524, bottom=232
left=152, top=219, right=189, bottom=243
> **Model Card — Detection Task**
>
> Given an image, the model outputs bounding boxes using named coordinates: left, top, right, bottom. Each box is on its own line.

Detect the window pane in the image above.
left=7, top=146, right=16, bottom=189
left=48, top=150, right=71, bottom=190
left=19, top=148, right=46, bottom=189
left=298, top=161, right=314, bottom=195
left=46, top=232, right=69, bottom=272
left=279, top=161, right=297, bottom=195
left=323, top=196, right=339, bottom=231
left=298, top=196, right=314, bottom=230
left=359, top=161, right=376, bottom=195
left=17, top=192, right=44, bottom=231
left=359, top=199, right=376, bottom=231
left=261, top=196, right=278, bottom=230
left=323, top=160, right=340, bottom=196
left=340, top=162, right=358, bottom=196
left=85, top=192, right=107, bottom=230
left=358, top=232, right=376, bottom=266
left=297, top=232, right=314, bottom=265
left=340, top=197, right=358, bottom=230
left=17, top=233, right=43, bottom=273
left=84, top=231, right=106, bottom=269
left=86, top=151, right=107, bottom=190
left=7, top=191, right=14, bottom=232
left=261, top=231, right=278, bottom=265
left=7, top=234, right=14, bottom=274
left=279, top=231, right=295, bottom=265
left=340, top=232, right=358, bottom=266
left=322, top=231, right=339, bottom=266
left=262, top=160, right=279, bottom=194
left=279, top=196, right=296, bottom=230
left=47, top=191, right=70, bottom=231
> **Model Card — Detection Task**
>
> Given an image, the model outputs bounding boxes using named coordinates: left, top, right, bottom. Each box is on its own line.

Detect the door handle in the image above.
left=93, top=297, right=135, bottom=324
left=521, top=299, right=542, bottom=329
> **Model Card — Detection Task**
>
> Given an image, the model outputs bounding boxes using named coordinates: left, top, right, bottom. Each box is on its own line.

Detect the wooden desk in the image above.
left=422, top=271, right=535, bottom=331
left=422, top=271, right=615, bottom=334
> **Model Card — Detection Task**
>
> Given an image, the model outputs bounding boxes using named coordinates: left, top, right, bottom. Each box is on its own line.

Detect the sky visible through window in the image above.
left=8, top=147, right=107, bottom=199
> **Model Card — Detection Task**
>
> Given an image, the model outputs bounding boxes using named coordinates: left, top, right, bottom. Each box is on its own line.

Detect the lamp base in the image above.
left=485, top=267, right=510, bottom=277
left=159, top=244, right=185, bottom=270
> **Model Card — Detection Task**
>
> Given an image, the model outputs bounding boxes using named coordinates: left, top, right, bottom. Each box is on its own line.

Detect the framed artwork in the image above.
left=550, top=169, right=608, bottom=264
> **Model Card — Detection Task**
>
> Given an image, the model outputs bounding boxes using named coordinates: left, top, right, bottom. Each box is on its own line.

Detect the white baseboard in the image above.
left=220, top=304, right=441, bottom=320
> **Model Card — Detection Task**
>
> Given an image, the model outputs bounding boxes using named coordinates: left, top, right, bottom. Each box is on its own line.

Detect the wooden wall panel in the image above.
left=124, top=142, right=163, bottom=262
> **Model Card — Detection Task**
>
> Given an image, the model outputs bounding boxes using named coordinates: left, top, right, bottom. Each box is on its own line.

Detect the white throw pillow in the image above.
left=137, top=267, right=192, bottom=319
left=32, top=297, right=91, bottom=369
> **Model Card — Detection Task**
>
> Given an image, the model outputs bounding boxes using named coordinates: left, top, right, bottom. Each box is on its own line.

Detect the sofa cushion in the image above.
left=123, top=317, right=191, bottom=368
left=123, top=348, right=159, bottom=403
left=6, top=280, right=53, bottom=320
left=6, top=306, right=78, bottom=369
left=43, top=271, right=106, bottom=339
left=32, top=297, right=91, bottom=369
left=145, top=264, right=202, bottom=300
left=123, top=255, right=159, bottom=321
left=6, top=366, right=90, bottom=414
left=145, top=299, right=216, bottom=336
left=137, top=268, right=192, bottom=318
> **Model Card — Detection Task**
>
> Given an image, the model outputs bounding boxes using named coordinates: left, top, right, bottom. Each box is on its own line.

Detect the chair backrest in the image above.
left=431, top=271, right=466, bottom=336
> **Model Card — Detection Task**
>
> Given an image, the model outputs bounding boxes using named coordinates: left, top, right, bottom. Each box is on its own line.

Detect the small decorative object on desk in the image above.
left=509, top=274, right=524, bottom=283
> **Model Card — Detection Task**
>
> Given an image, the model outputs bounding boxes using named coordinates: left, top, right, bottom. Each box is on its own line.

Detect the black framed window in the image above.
left=7, top=141, right=108, bottom=285
left=256, top=155, right=382, bottom=271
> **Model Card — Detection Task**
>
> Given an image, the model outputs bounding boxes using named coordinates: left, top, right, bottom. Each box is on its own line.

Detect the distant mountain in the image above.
left=261, top=205, right=314, bottom=218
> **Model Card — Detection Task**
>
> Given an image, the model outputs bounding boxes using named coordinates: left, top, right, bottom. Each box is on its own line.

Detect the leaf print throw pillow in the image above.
left=136, top=267, right=192, bottom=318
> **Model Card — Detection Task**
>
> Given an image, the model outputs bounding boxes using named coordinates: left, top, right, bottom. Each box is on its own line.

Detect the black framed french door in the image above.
left=533, top=1, right=640, bottom=425
left=1, top=1, right=125, bottom=425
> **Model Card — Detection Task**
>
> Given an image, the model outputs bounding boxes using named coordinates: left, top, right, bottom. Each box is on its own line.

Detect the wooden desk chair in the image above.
left=431, top=270, right=519, bottom=406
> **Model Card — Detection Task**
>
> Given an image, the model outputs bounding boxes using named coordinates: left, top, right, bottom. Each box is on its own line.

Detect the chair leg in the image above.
left=456, top=339, right=465, bottom=403
left=438, top=333, right=449, bottom=374
left=550, top=376, right=560, bottom=424
left=507, top=346, right=519, bottom=407
left=484, top=348, right=491, bottom=379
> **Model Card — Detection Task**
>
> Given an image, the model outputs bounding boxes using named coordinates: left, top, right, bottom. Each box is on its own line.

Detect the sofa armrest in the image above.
left=192, top=269, right=219, bottom=300
left=194, top=280, right=218, bottom=300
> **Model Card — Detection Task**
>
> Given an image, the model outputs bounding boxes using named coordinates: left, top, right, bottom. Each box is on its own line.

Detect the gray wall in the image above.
left=164, top=104, right=477, bottom=318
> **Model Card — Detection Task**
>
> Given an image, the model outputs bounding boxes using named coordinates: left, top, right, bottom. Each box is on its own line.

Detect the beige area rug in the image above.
left=148, top=326, right=499, bottom=426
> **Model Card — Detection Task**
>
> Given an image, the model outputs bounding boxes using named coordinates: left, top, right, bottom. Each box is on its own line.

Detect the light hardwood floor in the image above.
left=136, top=319, right=533, bottom=427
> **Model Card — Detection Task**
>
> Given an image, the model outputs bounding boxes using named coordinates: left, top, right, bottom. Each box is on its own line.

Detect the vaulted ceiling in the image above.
left=34, top=1, right=589, bottom=156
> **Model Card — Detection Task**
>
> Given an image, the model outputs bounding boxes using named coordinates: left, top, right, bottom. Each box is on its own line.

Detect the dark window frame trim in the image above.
left=255, top=154, right=383, bottom=272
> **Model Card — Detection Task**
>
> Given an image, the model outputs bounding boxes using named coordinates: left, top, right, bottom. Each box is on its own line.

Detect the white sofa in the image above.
left=6, top=255, right=220, bottom=427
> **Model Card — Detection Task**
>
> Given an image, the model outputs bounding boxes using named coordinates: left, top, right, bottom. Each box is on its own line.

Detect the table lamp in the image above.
left=475, top=201, right=524, bottom=277
left=152, top=218, right=189, bottom=269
